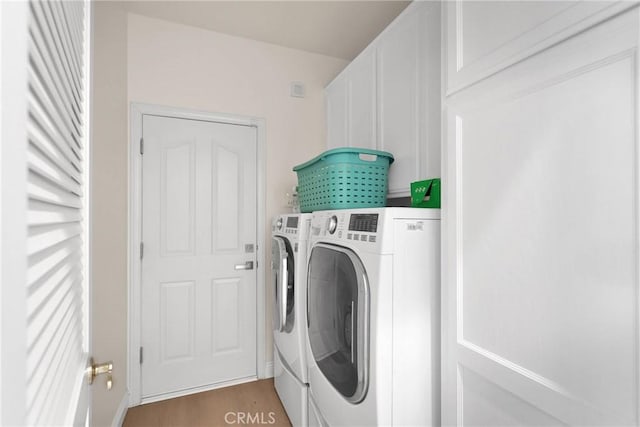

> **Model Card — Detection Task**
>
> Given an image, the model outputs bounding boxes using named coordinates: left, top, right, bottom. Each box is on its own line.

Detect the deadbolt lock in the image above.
left=87, top=358, right=113, bottom=390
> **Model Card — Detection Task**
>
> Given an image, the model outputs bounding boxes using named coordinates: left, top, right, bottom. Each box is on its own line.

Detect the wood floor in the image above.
left=123, top=379, right=292, bottom=427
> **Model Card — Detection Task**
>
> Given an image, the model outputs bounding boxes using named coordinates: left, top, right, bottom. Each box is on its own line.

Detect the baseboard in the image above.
left=265, top=361, right=274, bottom=378
left=140, top=376, right=257, bottom=405
left=112, top=390, right=130, bottom=427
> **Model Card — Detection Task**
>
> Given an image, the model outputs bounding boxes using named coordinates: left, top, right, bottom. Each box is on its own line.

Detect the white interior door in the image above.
left=443, top=6, right=640, bottom=426
left=140, top=115, right=258, bottom=399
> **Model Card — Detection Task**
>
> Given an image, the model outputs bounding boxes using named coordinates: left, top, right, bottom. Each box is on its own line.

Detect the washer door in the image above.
left=307, top=243, right=369, bottom=403
left=271, top=236, right=295, bottom=333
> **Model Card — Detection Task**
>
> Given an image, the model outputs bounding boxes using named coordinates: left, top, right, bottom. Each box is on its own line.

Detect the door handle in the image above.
left=86, top=358, right=113, bottom=390
left=235, top=261, right=254, bottom=270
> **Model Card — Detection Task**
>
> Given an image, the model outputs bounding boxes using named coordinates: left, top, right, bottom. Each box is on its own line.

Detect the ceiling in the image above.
left=122, top=1, right=412, bottom=61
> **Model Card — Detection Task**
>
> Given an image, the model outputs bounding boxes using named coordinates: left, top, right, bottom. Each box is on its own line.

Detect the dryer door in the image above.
left=307, top=243, right=369, bottom=403
left=271, top=236, right=295, bottom=333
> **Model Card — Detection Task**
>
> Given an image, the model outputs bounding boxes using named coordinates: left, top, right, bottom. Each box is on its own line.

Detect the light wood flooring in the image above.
left=123, top=379, right=292, bottom=427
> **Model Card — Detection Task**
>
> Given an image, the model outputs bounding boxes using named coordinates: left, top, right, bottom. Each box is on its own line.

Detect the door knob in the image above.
left=87, top=358, right=113, bottom=390
left=234, top=261, right=254, bottom=270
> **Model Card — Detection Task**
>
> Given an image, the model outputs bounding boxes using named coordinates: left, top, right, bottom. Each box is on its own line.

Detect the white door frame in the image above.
left=127, top=103, right=267, bottom=406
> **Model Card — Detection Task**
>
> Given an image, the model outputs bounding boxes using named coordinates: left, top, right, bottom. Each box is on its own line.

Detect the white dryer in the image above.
left=271, top=213, right=312, bottom=427
left=305, top=208, right=441, bottom=426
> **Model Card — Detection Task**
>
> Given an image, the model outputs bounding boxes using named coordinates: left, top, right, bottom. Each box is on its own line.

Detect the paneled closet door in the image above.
left=443, top=6, right=640, bottom=426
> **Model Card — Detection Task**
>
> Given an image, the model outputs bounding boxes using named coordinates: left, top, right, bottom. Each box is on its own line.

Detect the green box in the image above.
left=411, top=178, right=441, bottom=208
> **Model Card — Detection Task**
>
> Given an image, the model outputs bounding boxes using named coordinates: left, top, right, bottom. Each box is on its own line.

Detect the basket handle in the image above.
left=358, top=153, right=377, bottom=162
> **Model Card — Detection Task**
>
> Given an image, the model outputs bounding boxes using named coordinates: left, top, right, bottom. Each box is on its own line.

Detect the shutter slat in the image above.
left=38, top=348, right=83, bottom=426
left=27, top=223, right=82, bottom=256
left=25, top=0, right=87, bottom=424
left=29, top=61, right=82, bottom=167
left=45, top=1, right=83, bottom=106
left=27, top=256, right=80, bottom=322
left=60, top=2, right=82, bottom=61
left=37, top=0, right=83, bottom=107
left=26, top=272, right=78, bottom=352
left=28, top=171, right=82, bottom=209
left=29, top=2, right=82, bottom=135
left=27, top=46, right=82, bottom=159
left=28, top=199, right=82, bottom=226
left=27, top=142, right=82, bottom=197
left=28, top=27, right=82, bottom=157
left=27, top=65, right=83, bottom=166
left=27, top=298, right=82, bottom=424
left=27, top=169, right=81, bottom=207
left=27, top=236, right=82, bottom=287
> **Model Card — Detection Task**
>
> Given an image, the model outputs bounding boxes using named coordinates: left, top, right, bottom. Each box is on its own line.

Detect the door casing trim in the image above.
left=127, top=103, right=267, bottom=406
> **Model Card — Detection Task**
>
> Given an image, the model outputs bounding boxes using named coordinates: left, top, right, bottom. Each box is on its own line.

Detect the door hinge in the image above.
left=140, top=347, right=144, bottom=364
left=140, top=137, right=144, bottom=155
left=140, top=242, right=144, bottom=260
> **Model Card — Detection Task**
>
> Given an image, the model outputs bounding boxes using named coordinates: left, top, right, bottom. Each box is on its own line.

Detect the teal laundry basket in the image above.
left=293, top=148, right=394, bottom=213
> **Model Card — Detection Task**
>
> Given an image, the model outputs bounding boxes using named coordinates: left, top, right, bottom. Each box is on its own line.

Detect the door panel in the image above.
left=212, top=278, right=241, bottom=352
left=160, top=281, right=195, bottom=361
left=162, top=143, right=195, bottom=255
left=214, top=145, right=240, bottom=251
left=443, top=6, right=640, bottom=426
left=141, top=114, right=257, bottom=398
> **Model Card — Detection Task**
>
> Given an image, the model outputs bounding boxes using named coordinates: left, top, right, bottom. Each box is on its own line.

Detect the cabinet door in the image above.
left=443, top=7, right=640, bottom=426
left=326, top=74, right=347, bottom=149
left=378, top=7, right=421, bottom=196
left=445, top=1, right=631, bottom=95
left=347, top=49, right=376, bottom=149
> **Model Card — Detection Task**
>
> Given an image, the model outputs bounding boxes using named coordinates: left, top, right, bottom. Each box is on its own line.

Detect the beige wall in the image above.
left=91, top=2, right=129, bottom=426
left=91, top=7, right=346, bottom=425
left=127, top=12, right=346, bottom=370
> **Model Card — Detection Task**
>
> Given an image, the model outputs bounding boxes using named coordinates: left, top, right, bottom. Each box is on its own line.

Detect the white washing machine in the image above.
left=305, top=208, right=441, bottom=426
left=271, top=213, right=312, bottom=427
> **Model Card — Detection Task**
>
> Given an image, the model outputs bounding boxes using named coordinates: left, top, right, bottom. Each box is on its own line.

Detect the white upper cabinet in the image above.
left=325, top=1, right=441, bottom=197
left=445, top=0, right=633, bottom=94
left=347, top=48, right=377, bottom=150
left=326, top=49, right=376, bottom=150
left=378, top=8, right=420, bottom=195
left=326, top=73, right=347, bottom=149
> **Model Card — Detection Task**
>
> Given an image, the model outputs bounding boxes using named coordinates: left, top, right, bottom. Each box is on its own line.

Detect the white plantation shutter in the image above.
left=24, top=0, right=89, bottom=424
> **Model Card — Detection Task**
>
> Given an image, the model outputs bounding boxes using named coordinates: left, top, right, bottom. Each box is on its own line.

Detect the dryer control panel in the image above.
left=312, top=211, right=381, bottom=246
